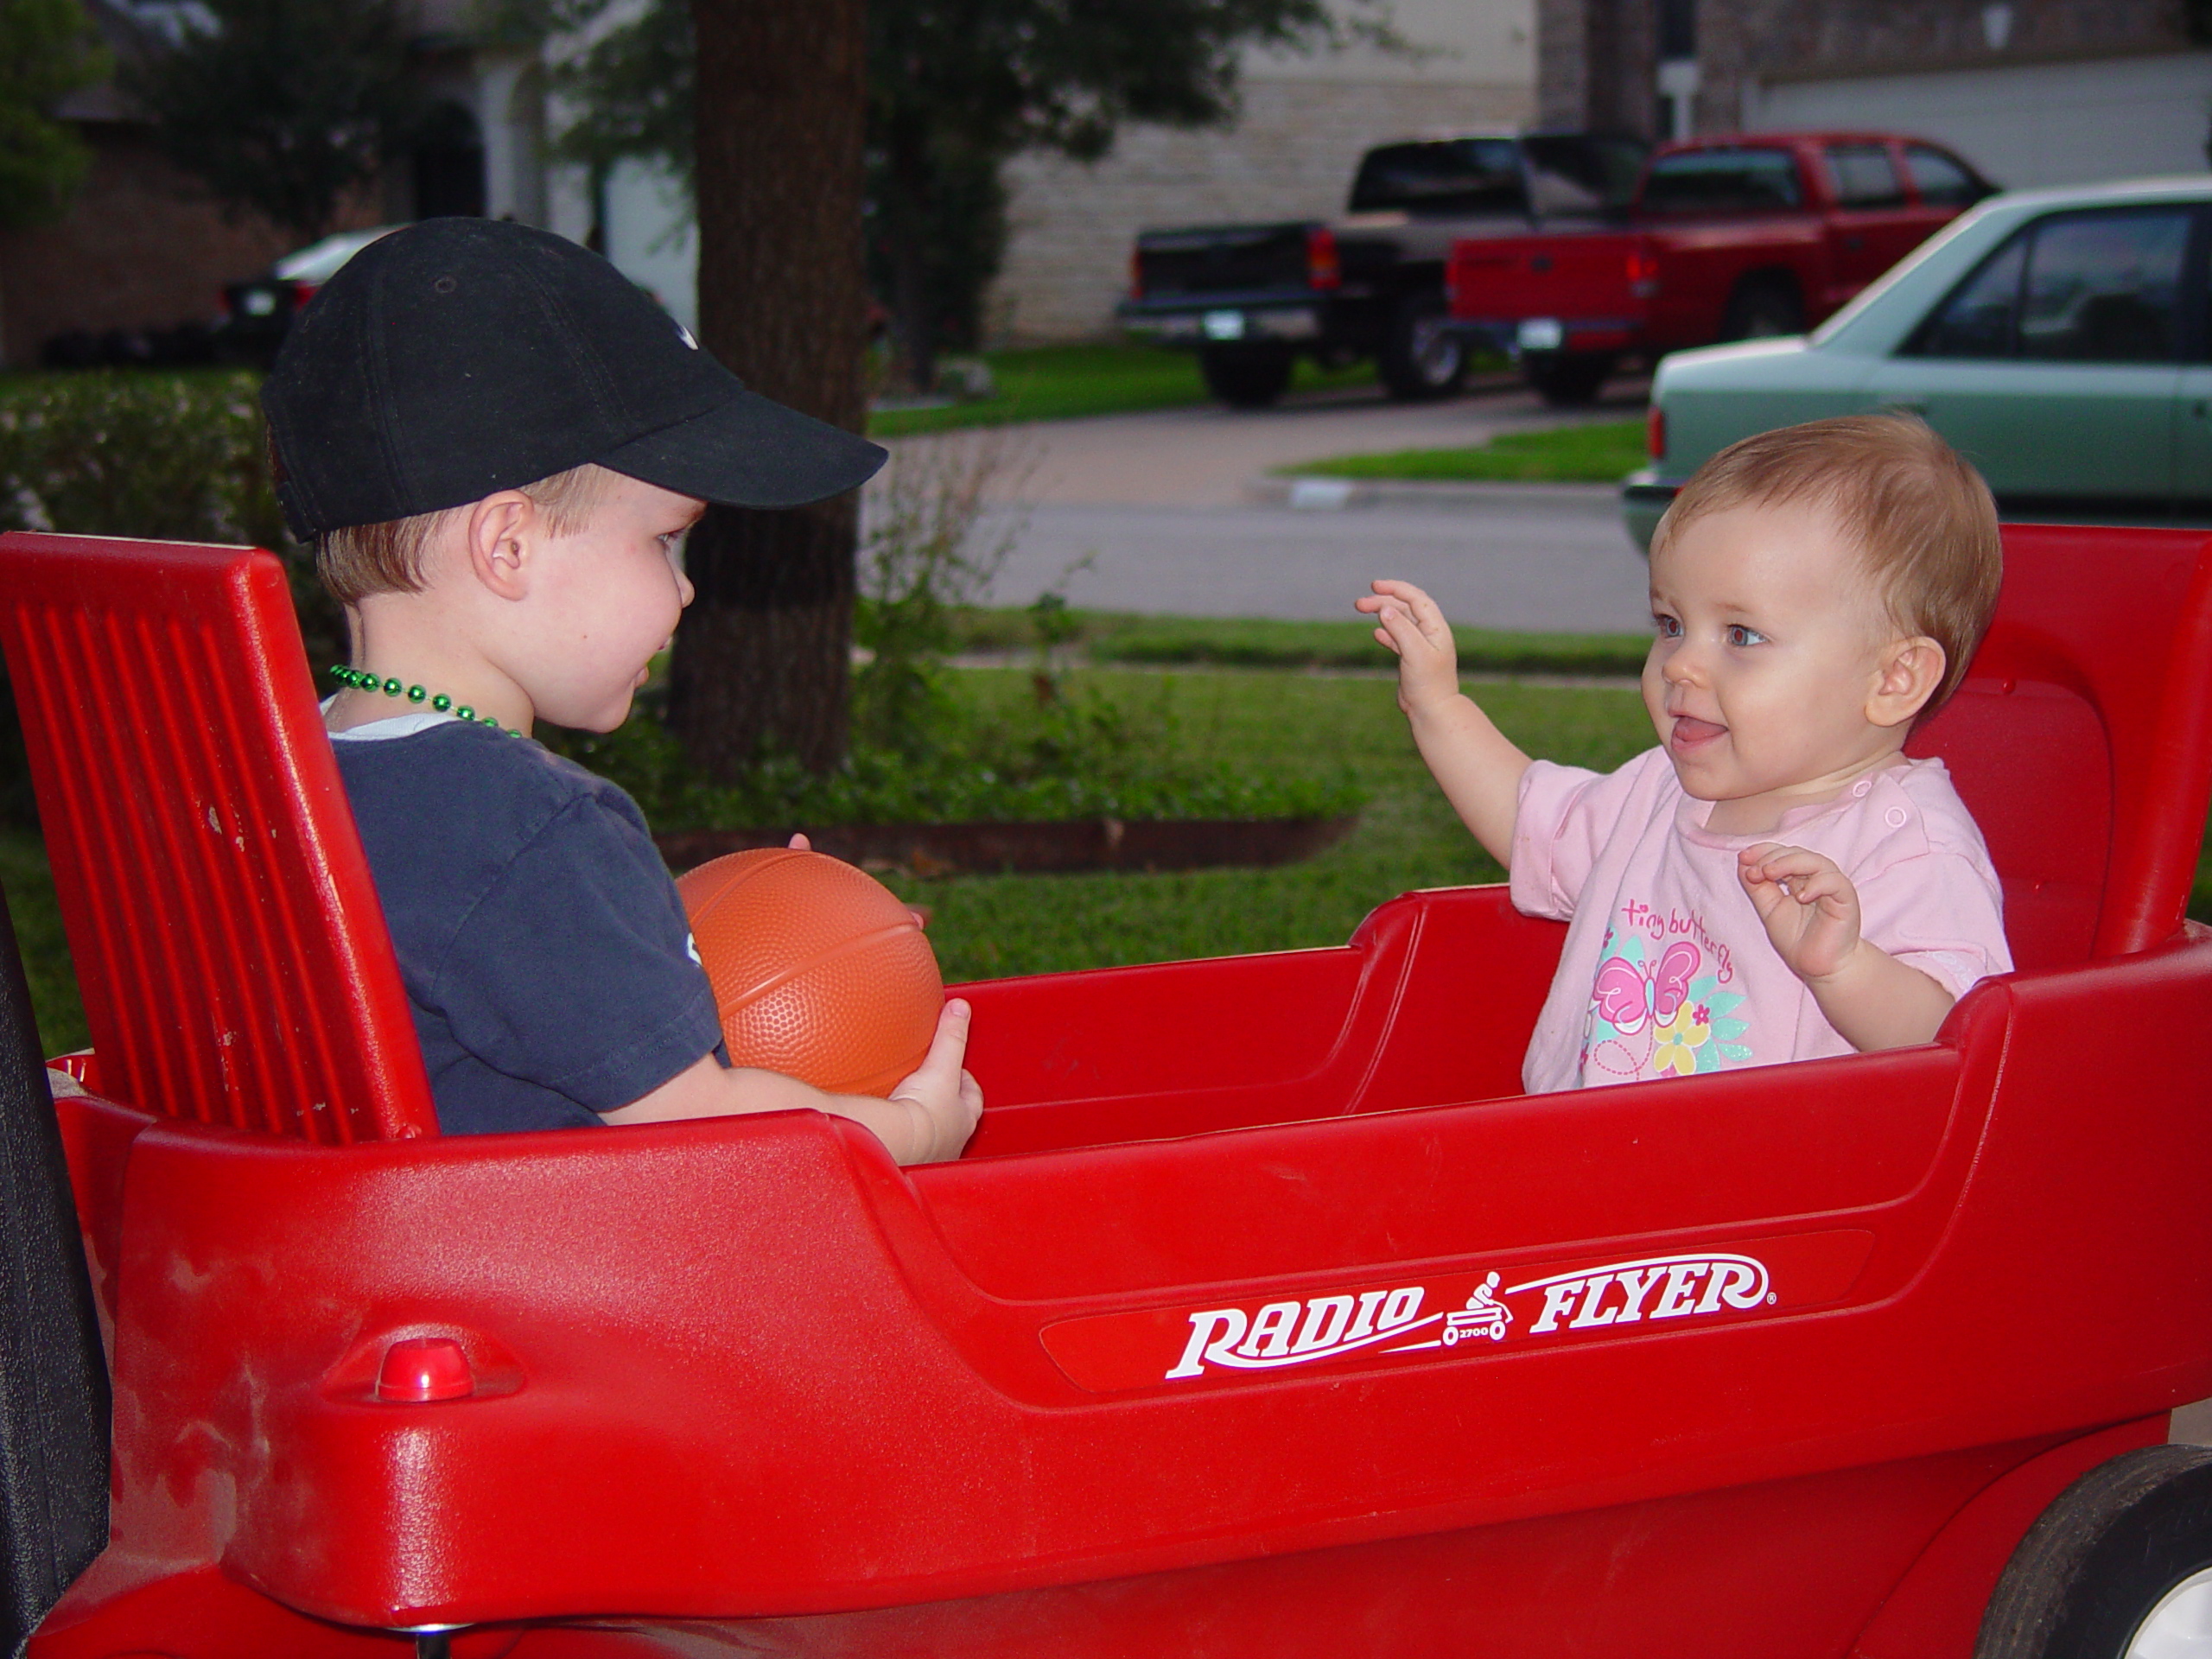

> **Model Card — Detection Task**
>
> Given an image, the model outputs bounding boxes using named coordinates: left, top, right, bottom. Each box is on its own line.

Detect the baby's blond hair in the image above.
left=314, top=463, right=617, bottom=606
left=1651, top=415, right=2001, bottom=716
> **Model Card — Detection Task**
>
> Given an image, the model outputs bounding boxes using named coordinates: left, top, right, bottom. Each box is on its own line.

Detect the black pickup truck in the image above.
left=1117, top=132, right=1649, bottom=407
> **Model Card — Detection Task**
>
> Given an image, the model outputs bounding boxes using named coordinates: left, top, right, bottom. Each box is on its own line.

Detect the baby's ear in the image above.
left=1868, top=634, right=1946, bottom=730
left=461, top=491, right=539, bottom=600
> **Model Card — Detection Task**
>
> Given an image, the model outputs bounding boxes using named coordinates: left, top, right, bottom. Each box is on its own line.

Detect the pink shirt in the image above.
left=1510, top=748, right=2012, bottom=1093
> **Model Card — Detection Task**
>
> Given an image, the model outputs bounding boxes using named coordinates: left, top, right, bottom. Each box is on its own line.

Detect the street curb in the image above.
left=1246, top=476, right=1626, bottom=511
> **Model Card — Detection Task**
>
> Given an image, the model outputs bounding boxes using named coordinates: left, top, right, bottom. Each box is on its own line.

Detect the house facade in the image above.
left=987, top=0, right=1539, bottom=343
left=1539, top=0, right=2212, bottom=190
left=0, top=0, right=664, bottom=368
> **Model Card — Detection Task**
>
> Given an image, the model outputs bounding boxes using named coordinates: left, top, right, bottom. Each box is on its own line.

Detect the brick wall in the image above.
left=1537, top=0, right=1659, bottom=136
left=0, top=123, right=381, bottom=366
left=988, top=74, right=1535, bottom=344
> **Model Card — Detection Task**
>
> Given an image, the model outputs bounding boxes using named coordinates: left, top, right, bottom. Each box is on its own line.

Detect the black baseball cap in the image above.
left=262, top=218, right=887, bottom=537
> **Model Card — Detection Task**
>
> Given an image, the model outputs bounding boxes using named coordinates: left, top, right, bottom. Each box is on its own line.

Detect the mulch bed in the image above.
left=654, top=814, right=1358, bottom=878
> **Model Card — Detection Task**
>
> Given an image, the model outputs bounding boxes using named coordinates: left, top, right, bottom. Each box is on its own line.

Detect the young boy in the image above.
left=1357, top=414, right=2012, bottom=1091
left=262, top=217, right=980, bottom=1160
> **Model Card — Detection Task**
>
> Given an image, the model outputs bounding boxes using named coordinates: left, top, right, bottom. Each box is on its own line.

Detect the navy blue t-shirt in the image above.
left=331, top=717, right=724, bottom=1135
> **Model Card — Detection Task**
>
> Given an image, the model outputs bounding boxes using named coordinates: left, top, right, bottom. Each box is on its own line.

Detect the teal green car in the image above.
left=1624, top=176, right=2212, bottom=550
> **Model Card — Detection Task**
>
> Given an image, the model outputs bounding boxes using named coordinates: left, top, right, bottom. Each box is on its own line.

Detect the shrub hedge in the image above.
left=0, top=370, right=344, bottom=824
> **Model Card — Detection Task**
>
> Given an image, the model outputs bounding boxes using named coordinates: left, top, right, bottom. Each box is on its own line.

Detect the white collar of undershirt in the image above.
left=320, top=694, right=466, bottom=742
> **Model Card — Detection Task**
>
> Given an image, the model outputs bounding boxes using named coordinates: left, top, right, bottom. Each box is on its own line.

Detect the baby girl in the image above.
left=1358, top=414, right=2012, bottom=1090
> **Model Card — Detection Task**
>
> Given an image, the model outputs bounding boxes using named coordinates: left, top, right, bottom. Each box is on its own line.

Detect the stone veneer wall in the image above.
left=987, top=74, right=1535, bottom=345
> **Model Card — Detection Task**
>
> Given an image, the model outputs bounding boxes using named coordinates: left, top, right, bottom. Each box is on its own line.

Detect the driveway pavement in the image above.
left=877, top=375, right=1657, bottom=632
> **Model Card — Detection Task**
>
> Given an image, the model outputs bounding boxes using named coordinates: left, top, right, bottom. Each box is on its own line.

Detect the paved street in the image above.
left=877, top=374, right=1657, bottom=632
left=975, top=489, right=1650, bottom=632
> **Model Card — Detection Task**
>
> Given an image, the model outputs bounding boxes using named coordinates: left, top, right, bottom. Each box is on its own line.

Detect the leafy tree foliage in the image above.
left=0, top=0, right=107, bottom=232
left=121, top=0, right=419, bottom=240
left=543, top=0, right=1378, bottom=388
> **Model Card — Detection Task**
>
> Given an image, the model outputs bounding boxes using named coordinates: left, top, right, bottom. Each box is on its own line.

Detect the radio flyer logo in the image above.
left=1039, top=1230, right=1872, bottom=1394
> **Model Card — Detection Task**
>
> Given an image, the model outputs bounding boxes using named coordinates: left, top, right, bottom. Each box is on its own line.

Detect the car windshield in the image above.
left=1825, top=144, right=1906, bottom=210
left=1521, top=134, right=1649, bottom=213
left=1641, top=148, right=1802, bottom=214
left=274, top=226, right=401, bottom=284
left=1905, top=146, right=1986, bottom=207
left=1349, top=139, right=1527, bottom=215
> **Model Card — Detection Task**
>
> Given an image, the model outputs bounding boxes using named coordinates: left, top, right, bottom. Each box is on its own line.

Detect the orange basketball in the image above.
left=675, top=848, right=943, bottom=1098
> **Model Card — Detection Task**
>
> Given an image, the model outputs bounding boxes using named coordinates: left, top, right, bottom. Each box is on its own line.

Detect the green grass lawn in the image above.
left=883, top=669, right=1652, bottom=982
left=867, top=344, right=1378, bottom=438
left=11, top=663, right=2212, bottom=1050
left=0, top=669, right=1654, bottom=1051
left=1281, top=418, right=1649, bottom=485
left=0, top=829, right=84, bottom=1060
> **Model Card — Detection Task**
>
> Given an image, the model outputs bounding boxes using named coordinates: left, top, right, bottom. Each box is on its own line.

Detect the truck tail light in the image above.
left=1306, top=225, right=1341, bottom=292
left=1646, top=403, right=1667, bottom=461
left=1624, top=247, right=1659, bottom=286
left=1128, top=248, right=1144, bottom=302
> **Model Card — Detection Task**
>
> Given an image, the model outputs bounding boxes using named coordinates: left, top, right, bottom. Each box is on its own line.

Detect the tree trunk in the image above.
left=675, top=0, right=870, bottom=779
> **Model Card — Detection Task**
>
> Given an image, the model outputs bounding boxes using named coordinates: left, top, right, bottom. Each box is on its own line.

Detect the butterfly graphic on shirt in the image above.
left=1593, top=939, right=1700, bottom=1035
left=1580, top=931, right=1750, bottom=1080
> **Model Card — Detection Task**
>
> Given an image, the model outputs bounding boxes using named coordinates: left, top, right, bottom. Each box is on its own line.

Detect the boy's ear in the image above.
left=1867, top=634, right=1946, bottom=730
left=461, top=492, right=539, bottom=601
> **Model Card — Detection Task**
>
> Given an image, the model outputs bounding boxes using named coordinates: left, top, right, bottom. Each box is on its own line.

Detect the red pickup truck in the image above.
left=1445, top=132, right=1994, bottom=404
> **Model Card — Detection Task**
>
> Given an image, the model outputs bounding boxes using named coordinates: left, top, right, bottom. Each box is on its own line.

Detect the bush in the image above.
left=546, top=677, right=1363, bottom=829
left=547, top=429, right=1362, bottom=829
left=0, top=370, right=345, bottom=824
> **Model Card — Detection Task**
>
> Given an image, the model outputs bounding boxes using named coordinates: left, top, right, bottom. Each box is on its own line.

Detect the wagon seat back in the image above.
left=1904, top=523, right=2212, bottom=972
left=0, top=533, right=437, bottom=1144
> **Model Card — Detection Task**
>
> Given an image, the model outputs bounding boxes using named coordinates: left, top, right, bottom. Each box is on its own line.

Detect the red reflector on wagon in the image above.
left=376, top=1337, right=475, bottom=1402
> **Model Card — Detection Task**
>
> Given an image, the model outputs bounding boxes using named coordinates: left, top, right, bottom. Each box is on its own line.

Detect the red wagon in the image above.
left=0, top=522, right=2209, bottom=1659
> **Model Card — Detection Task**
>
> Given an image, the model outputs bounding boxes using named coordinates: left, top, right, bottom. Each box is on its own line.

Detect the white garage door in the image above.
left=1745, top=51, right=2212, bottom=193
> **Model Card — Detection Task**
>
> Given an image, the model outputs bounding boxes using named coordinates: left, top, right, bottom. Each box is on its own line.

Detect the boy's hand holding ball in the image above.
left=677, top=846, right=980, bottom=1164
left=889, top=1000, right=984, bottom=1166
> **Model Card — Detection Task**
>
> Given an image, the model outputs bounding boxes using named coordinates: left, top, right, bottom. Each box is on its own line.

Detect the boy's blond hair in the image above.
left=1650, top=414, right=2001, bottom=717
left=315, top=464, right=617, bottom=606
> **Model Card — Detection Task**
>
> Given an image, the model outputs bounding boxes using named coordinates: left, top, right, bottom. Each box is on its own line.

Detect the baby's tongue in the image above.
left=1673, top=715, right=1726, bottom=741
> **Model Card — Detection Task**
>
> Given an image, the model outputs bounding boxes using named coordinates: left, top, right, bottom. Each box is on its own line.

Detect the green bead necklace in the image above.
left=327, top=664, right=523, bottom=735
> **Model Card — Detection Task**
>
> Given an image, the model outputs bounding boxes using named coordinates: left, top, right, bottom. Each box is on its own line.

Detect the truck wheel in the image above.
left=1378, top=294, right=1466, bottom=402
left=1199, top=346, right=1294, bottom=409
left=1719, top=276, right=1805, bottom=340
left=1522, top=353, right=1613, bottom=407
left=1977, top=1445, right=2212, bottom=1658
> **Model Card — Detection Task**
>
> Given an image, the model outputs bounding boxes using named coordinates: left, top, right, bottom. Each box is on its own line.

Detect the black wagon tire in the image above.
left=1521, top=352, right=1614, bottom=407
left=0, top=882, right=111, bottom=1651
left=1198, top=345, right=1294, bottom=409
left=1377, top=292, right=1467, bottom=402
left=1719, top=275, right=1806, bottom=340
left=1977, top=1444, right=2212, bottom=1659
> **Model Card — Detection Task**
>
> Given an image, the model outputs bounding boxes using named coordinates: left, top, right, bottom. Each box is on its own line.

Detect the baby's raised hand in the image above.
left=887, top=997, right=984, bottom=1164
left=1738, top=843, right=1861, bottom=983
left=1356, top=579, right=1460, bottom=715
